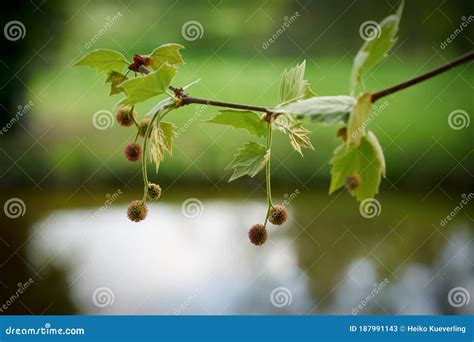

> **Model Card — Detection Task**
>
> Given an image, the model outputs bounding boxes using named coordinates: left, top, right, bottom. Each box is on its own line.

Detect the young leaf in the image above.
left=206, top=110, right=267, bottom=138
left=145, top=98, right=174, bottom=117
left=329, top=131, right=385, bottom=201
left=182, top=79, right=201, bottom=90
left=366, top=129, right=386, bottom=176
left=350, top=0, right=404, bottom=94
left=149, top=121, right=176, bottom=172
left=275, top=117, right=314, bottom=156
left=119, top=64, right=177, bottom=105
left=346, top=93, right=373, bottom=145
left=225, top=142, right=269, bottom=182
left=73, top=49, right=128, bottom=74
left=279, top=96, right=356, bottom=124
left=287, top=123, right=314, bottom=156
left=148, top=44, right=184, bottom=69
left=278, top=60, right=315, bottom=105
left=106, top=71, right=128, bottom=95
left=159, top=121, right=175, bottom=154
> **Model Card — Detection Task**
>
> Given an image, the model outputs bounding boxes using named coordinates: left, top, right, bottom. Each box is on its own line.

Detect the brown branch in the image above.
left=371, top=50, right=474, bottom=103
left=140, top=51, right=473, bottom=114
left=140, top=65, right=272, bottom=113
left=180, top=95, right=272, bottom=114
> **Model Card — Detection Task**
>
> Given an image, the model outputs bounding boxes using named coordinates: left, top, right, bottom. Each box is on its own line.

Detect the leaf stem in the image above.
left=130, top=105, right=139, bottom=128
left=371, top=50, right=474, bottom=102
left=141, top=110, right=161, bottom=201
left=264, top=122, right=274, bottom=226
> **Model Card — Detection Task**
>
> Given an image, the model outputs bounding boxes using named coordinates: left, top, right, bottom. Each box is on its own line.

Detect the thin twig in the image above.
left=371, top=50, right=474, bottom=102
left=141, top=51, right=473, bottom=112
left=180, top=95, right=272, bottom=114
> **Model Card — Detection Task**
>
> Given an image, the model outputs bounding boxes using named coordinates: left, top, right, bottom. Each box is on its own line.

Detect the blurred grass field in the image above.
left=13, top=54, right=470, bottom=189
left=2, top=0, right=472, bottom=189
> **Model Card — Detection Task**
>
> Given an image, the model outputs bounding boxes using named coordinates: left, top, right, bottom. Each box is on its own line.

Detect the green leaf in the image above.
left=350, top=0, right=404, bottom=94
left=105, top=71, right=128, bottom=95
left=119, top=64, right=177, bottom=105
left=329, top=131, right=385, bottom=201
left=274, top=116, right=314, bottom=156
left=149, top=121, right=176, bottom=172
left=73, top=49, right=128, bottom=74
left=279, top=96, right=356, bottom=124
left=278, top=60, right=315, bottom=105
left=366, top=129, right=386, bottom=177
left=225, top=142, right=269, bottom=182
left=206, top=110, right=267, bottom=138
left=287, top=122, right=314, bottom=156
left=346, top=93, right=373, bottom=145
left=159, top=121, right=175, bottom=154
left=148, top=44, right=184, bottom=69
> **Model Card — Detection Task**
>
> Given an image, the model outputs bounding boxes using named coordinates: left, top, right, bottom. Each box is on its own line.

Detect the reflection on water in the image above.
left=330, top=228, right=474, bottom=315
left=30, top=198, right=473, bottom=315
left=31, top=201, right=313, bottom=314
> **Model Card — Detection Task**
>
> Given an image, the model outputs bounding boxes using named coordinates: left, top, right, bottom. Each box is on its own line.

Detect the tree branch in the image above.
left=143, top=51, right=473, bottom=114
left=140, top=66, right=273, bottom=114
left=180, top=95, right=272, bottom=114
left=371, top=50, right=474, bottom=103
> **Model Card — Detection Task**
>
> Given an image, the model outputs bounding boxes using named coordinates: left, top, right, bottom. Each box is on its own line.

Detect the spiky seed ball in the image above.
left=124, top=142, right=142, bottom=162
left=269, top=205, right=288, bottom=225
left=138, top=118, right=151, bottom=137
left=116, top=106, right=137, bottom=127
left=248, top=224, right=267, bottom=246
left=147, top=183, right=161, bottom=201
left=345, top=174, right=361, bottom=191
left=127, top=200, right=148, bottom=222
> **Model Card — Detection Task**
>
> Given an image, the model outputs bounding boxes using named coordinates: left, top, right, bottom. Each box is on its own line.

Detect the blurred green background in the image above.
left=1, top=0, right=473, bottom=187
left=0, top=0, right=472, bottom=315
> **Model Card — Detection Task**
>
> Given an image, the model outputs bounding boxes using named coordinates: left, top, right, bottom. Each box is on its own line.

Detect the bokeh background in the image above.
left=0, top=0, right=473, bottom=315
